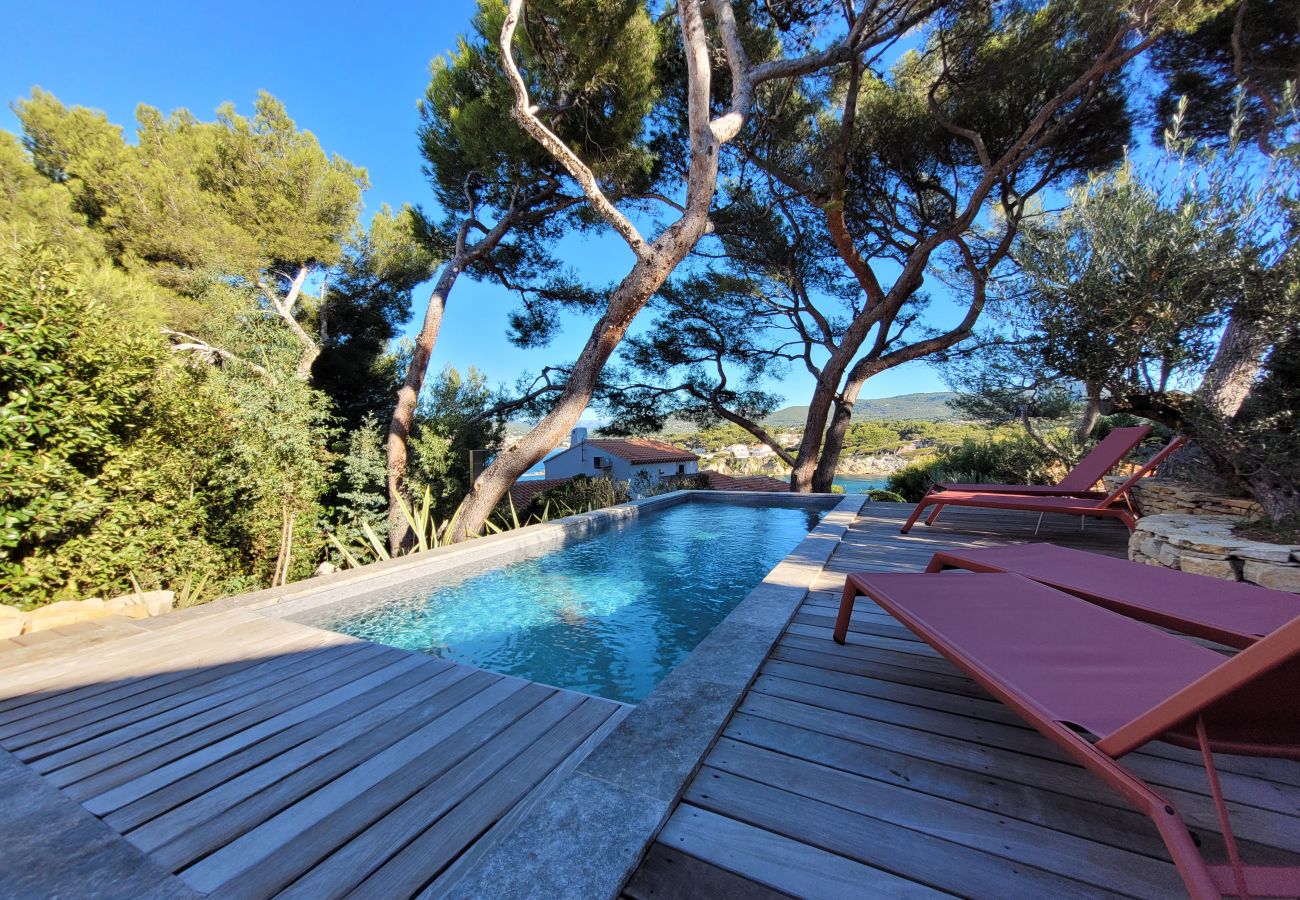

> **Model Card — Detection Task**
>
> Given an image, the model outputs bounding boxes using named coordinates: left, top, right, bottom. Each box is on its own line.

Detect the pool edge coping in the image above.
left=441, top=490, right=868, bottom=900
left=195, top=491, right=696, bottom=621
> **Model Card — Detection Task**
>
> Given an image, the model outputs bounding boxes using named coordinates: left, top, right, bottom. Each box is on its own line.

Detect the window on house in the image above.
left=593, top=456, right=604, bottom=468
left=677, top=464, right=686, bottom=474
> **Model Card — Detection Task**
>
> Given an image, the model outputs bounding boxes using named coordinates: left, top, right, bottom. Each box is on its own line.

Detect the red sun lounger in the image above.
left=900, top=437, right=1184, bottom=535
left=924, top=543, right=1300, bottom=649
left=929, top=425, right=1151, bottom=497
left=834, top=571, right=1300, bottom=899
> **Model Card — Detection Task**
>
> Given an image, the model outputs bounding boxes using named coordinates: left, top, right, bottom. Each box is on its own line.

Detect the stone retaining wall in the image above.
left=0, top=591, right=176, bottom=640
left=1103, top=476, right=1262, bottom=520
left=1128, top=514, right=1300, bottom=593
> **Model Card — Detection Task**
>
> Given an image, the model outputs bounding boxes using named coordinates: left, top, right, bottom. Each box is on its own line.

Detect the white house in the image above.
left=723, top=444, right=751, bottom=459
left=544, top=428, right=700, bottom=484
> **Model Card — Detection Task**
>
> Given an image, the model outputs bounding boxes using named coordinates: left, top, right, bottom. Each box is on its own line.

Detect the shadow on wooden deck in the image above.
left=626, top=504, right=1300, bottom=899
left=0, top=609, right=625, bottom=899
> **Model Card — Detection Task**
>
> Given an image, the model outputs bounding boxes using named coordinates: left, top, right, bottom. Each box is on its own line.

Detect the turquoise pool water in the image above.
left=312, top=501, right=826, bottom=703
left=833, top=475, right=888, bottom=493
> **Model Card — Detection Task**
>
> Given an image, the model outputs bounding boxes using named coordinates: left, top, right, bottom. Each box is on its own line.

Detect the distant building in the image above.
left=724, top=444, right=751, bottom=459
left=544, top=428, right=700, bottom=484
left=751, top=444, right=776, bottom=458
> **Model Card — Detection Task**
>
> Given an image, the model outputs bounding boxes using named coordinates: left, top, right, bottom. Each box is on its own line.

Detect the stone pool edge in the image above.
left=442, top=491, right=868, bottom=900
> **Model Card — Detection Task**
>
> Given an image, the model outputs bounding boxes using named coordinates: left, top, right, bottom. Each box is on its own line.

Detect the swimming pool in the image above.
left=305, top=499, right=827, bottom=703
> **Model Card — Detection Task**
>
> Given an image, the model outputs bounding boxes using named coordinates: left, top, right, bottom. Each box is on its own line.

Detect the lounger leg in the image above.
left=1033, top=513, right=1044, bottom=535
left=833, top=580, right=859, bottom=644
left=1198, top=717, right=1250, bottom=900
left=900, top=496, right=934, bottom=534
left=924, top=504, right=943, bottom=526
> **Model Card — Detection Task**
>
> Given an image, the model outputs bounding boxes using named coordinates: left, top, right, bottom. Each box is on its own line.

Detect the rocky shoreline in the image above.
left=704, top=451, right=912, bottom=479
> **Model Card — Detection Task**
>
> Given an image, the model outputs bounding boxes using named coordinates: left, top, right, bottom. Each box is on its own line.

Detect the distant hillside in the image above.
left=504, top=392, right=959, bottom=437
left=764, top=392, right=959, bottom=426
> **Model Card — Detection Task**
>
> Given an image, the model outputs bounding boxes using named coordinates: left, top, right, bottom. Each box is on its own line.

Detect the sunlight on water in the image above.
left=314, top=502, right=824, bottom=703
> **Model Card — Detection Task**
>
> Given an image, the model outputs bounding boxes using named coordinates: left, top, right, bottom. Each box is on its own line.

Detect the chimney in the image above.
left=570, top=426, right=587, bottom=447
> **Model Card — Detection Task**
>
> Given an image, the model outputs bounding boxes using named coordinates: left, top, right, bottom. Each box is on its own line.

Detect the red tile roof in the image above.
left=507, top=478, right=572, bottom=509
left=584, top=438, right=698, bottom=465
left=700, top=471, right=791, bottom=492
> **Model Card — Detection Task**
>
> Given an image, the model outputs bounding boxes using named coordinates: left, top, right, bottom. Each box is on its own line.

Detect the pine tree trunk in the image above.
left=449, top=0, right=725, bottom=542
left=1198, top=314, right=1271, bottom=418
left=789, top=377, right=842, bottom=491
left=811, top=398, right=853, bottom=492
left=450, top=227, right=710, bottom=540
left=387, top=260, right=463, bottom=552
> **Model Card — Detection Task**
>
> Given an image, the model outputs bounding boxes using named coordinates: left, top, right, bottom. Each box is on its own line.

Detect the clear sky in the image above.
left=0, top=0, right=950, bottom=411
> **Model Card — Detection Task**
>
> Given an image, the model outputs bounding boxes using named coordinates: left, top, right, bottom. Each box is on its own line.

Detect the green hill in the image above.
left=763, top=392, right=959, bottom=426
left=505, top=392, right=960, bottom=437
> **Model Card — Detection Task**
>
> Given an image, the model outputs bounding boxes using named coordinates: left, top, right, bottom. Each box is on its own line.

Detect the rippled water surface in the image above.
left=314, top=501, right=824, bottom=703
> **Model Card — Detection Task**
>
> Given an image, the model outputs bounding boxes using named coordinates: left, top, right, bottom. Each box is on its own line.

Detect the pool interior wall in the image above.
left=294, top=496, right=833, bottom=703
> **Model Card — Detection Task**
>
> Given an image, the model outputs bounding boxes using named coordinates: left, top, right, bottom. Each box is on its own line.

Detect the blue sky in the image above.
left=0, top=0, right=950, bottom=411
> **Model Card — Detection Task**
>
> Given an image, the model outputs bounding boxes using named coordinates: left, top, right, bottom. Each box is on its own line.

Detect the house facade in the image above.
left=544, top=429, right=699, bottom=485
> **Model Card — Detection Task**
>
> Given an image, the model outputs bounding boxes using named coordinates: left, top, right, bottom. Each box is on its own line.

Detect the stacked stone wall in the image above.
left=1129, top=514, right=1300, bottom=593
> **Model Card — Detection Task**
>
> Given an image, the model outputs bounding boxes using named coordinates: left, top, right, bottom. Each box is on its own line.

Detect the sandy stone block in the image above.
left=106, top=590, right=175, bottom=618
left=1242, top=561, right=1300, bottom=594
left=1177, top=555, right=1242, bottom=581
left=1156, top=544, right=1182, bottom=568
left=104, top=595, right=150, bottom=619
left=0, top=605, right=24, bottom=640
left=24, top=598, right=110, bottom=633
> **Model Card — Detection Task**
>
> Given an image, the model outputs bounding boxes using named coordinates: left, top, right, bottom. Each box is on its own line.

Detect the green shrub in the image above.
left=660, top=472, right=710, bottom=492
left=0, top=238, right=237, bottom=605
left=830, top=484, right=846, bottom=494
left=867, top=489, right=906, bottom=503
left=886, top=437, right=1056, bottom=501
left=526, top=475, right=627, bottom=518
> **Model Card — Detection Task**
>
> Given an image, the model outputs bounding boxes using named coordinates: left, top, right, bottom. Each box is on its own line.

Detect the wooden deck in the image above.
left=0, top=607, right=626, bottom=898
left=627, top=504, right=1300, bottom=899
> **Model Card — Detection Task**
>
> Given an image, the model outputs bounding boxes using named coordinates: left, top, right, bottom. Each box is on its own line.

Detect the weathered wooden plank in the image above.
left=767, top=642, right=987, bottom=699
left=735, top=692, right=1297, bottom=850
left=43, top=642, right=394, bottom=785
left=176, top=675, right=530, bottom=891
left=269, top=685, right=583, bottom=899
left=685, top=766, right=1105, bottom=898
left=0, top=610, right=266, bottom=706
left=350, top=699, right=647, bottom=900
left=705, top=737, right=1184, bottom=896
left=656, top=804, right=943, bottom=900
left=105, top=655, right=457, bottom=834
left=0, top=620, right=149, bottom=673
left=785, top=620, right=945, bottom=658
left=768, top=645, right=1298, bottom=790
left=623, top=844, right=794, bottom=900
left=9, top=628, right=344, bottom=754
left=751, top=673, right=1300, bottom=819
left=70, top=648, right=422, bottom=810
left=720, top=712, right=1212, bottom=863
left=422, top=700, right=629, bottom=899
left=760, top=658, right=1024, bottom=730
left=135, top=666, right=497, bottom=863
left=778, top=629, right=965, bottom=677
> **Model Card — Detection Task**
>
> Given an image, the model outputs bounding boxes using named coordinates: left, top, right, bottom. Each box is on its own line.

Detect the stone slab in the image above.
left=0, top=748, right=198, bottom=899
left=1243, top=560, right=1300, bottom=593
